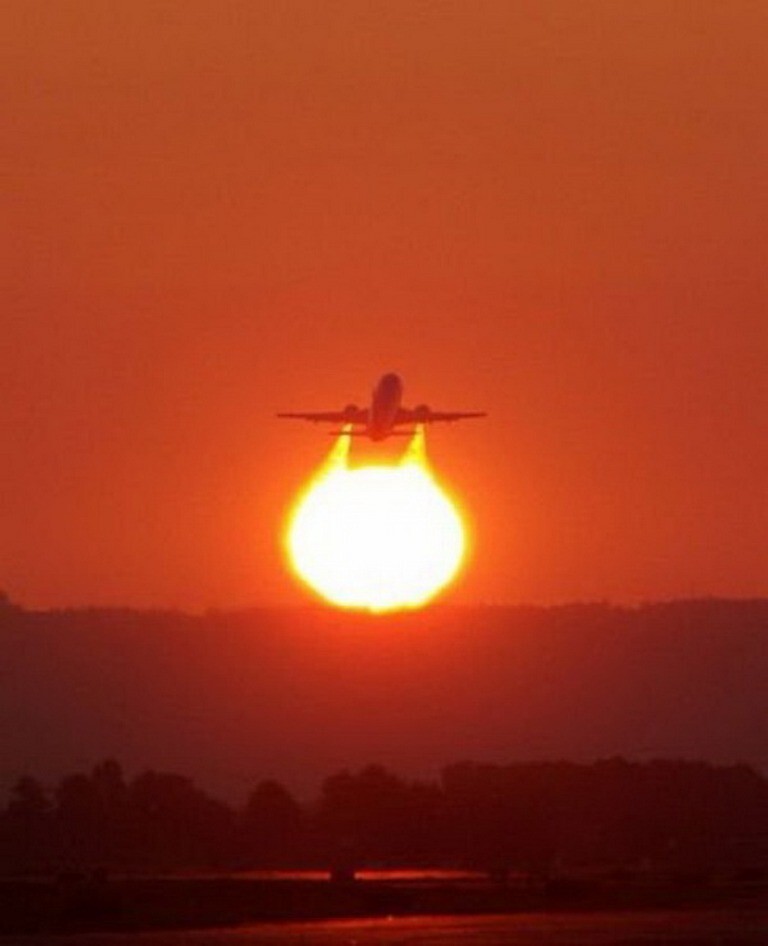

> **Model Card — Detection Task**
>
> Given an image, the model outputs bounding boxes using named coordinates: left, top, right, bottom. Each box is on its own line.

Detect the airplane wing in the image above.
left=396, top=408, right=486, bottom=424
left=277, top=408, right=369, bottom=424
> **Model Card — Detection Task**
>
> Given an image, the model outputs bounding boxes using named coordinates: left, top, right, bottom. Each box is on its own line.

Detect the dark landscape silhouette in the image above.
left=3, top=756, right=768, bottom=877
left=3, top=595, right=768, bottom=933
left=2, top=754, right=768, bottom=935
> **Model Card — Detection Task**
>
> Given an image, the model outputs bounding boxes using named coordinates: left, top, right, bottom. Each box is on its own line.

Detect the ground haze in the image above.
left=1, top=598, right=766, bottom=800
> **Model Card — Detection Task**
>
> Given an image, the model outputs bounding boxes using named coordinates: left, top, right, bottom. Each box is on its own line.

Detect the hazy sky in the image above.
left=3, top=1, right=766, bottom=609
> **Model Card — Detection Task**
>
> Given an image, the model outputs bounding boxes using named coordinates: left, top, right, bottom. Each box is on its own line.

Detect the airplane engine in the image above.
left=414, top=403, right=430, bottom=422
left=343, top=403, right=360, bottom=420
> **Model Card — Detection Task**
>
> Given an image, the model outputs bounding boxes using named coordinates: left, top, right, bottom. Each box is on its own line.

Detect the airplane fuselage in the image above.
left=368, top=372, right=404, bottom=440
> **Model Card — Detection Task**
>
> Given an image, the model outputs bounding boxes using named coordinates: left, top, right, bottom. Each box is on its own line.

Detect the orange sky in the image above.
left=2, top=1, right=766, bottom=610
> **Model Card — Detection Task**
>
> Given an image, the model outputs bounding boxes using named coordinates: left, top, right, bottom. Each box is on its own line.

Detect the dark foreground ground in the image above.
left=1, top=874, right=767, bottom=938
left=3, top=910, right=768, bottom=946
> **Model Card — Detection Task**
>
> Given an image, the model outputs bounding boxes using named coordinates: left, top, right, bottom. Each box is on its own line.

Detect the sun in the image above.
left=285, top=427, right=466, bottom=612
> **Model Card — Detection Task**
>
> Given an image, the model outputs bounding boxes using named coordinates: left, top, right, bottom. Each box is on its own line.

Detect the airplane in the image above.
left=277, top=372, right=486, bottom=441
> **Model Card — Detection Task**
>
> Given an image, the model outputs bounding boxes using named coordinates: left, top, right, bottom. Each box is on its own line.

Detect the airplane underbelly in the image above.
left=370, top=404, right=396, bottom=438
left=369, top=374, right=403, bottom=437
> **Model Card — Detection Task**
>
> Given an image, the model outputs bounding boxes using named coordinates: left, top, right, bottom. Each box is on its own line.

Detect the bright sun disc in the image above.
left=285, top=428, right=466, bottom=612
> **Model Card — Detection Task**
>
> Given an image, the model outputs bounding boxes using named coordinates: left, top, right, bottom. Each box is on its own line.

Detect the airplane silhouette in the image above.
left=277, top=373, right=486, bottom=441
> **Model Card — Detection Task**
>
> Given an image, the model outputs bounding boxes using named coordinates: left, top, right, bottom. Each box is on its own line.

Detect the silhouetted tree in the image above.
left=55, top=760, right=133, bottom=868
left=441, top=762, right=554, bottom=875
left=242, top=780, right=304, bottom=867
left=3, top=776, right=52, bottom=871
left=130, top=770, right=235, bottom=870
left=1, top=751, right=768, bottom=874
left=56, top=772, right=100, bottom=865
left=317, top=765, right=441, bottom=868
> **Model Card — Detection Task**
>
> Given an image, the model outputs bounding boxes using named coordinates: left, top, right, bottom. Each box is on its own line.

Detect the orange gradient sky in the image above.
left=2, top=1, right=766, bottom=609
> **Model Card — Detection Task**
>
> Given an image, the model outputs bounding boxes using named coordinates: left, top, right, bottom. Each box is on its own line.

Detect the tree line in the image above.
left=2, top=757, right=767, bottom=876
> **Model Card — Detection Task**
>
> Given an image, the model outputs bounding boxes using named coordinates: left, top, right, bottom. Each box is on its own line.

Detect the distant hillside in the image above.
left=1, top=599, right=767, bottom=801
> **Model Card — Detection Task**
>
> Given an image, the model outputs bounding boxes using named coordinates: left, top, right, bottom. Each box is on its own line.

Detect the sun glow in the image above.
left=285, top=427, right=466, bottom=612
